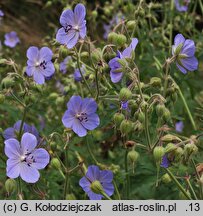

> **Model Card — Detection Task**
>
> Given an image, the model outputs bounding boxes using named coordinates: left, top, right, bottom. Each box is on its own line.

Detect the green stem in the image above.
left=125, top=149, right=130, bottom=199
left=169, top=0, right=174, bottom=55
left=17, top=178, right=23, bottom=200
left=75, top=48, right=93, bottom=97
left=113, top=180, right=121, bottom=200
left=144, top=107, right=151, bottom=150
left=177, top=86, right=197, bottom=130
left=198, top=0, right=203, bottom=15
left=101, top=191, right=112, bottom=200
left=10, top=91, right=26, bottom=107
left=165, top=168, right=192, bottom=200
left=186, top=178, right=198, bottom=200
left=64, top=146, right=69, bottom=199
left=86, top=136, right=99, bottom=165
left=18, top=107, right=27, bottom=140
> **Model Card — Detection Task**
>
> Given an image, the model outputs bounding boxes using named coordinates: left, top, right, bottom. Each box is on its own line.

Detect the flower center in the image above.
left=36, top=60, right=47, bottom=70
left=64, top=24, right=73, bottom=33
left=75, top=112, right=88, bottom=122
left=20, top=150, right=36, bottom=167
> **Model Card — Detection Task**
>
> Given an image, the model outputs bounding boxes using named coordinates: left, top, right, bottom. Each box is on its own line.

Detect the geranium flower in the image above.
left=79, top=165, right=114, bottom=200
left=175, top=121, right=184, bottom=133
left=3, top=120, right=39, bottom=141
left=0, top=9, right=4, bottom=17
left=74, top=65, right=86, bottom=82
left=4, top=31, right=20, bottom=48
left=160, top=155, right=170, bottom=168
left=108, top=38, right=138, bottom=83
left=59, top=56, right=72, bottom=74
left=174, top=0, right=190, bottom=12
left=172, top=34, right=198, bottom=74
left=56, top=3, right=86, bottom=49
left=62, top=96, right=100, bottom=137
left=26, top=46, right=55, bottom=84
left=4, top=132, right=49, bottom=183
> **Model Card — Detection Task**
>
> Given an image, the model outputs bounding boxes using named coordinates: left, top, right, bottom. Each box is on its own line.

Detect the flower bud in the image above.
left=134, top=121, right=144, bottom=132
left=55, top=96, right=64, bottom=106
left=184, top=143, right=198, bottom=157
left=174, top=147, right=184, bottom=162
left=49, top=92, right=58, bottom=100
left=127, top=150, right=139, bottom=164
left=150, top=77, right=161, bottom=87
left=80, top=51, right=89, bottom=59
left=156, top=104, right=166, bottom=116
left=5, top=179, right=17, bottom=194
left=153, top=146, right=165, bottom=164
left=66, top=193, right=76, bottom=200
left=50, top=141, right=57, bottom=151
left=140, top=101, right=148, bottom=110
left=171, top=92, right=178, bottom=103
left=1, top=77, right=15, bottom=88
left=115, top=34, right=127, bottom=47
left=126, top=20, right=136, bottom=30
left=119, top=88, right=132, bottom=101
left=107, top=32, right=118, bottom=44
left=120, top=120, right=133, bottom=135
left=90, top=180, right=104, bottom=194
left=162, top=108, right=171, bottom=122
left=138, top=111, right=145, bottom=123
left=165, top=143, right=177, bottom=154
left=92, top=10, right=98, bottom=19
left=92, top=49, right=102, bottom=63
left=113, top=113, right=125, bottom=127
left=161, top=134, right=181, bottom=143
left=161, top=173, right=171, bottom=184
left=0, top=93, right=5, bottom=104
left=51, top=158, right=61, bottom=170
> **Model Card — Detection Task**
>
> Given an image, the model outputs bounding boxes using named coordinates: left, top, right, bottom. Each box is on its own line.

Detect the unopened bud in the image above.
left=113, top=113, right=125, bottom=127
left=174, top=147, right=184, bottom=162
left=119, top=88, right=132, bottom=101
left=165, top=143, right=177, bottom=153
left=55, top=97, right=64, bottom=106
left=156, top=104, right=166, bottom=116
left=126, top=20, right=136, bottom=30
left=184, top=143, right=198, bottom=157
left=51, top=158, right=61, bottom=170
left=153, top=146, right=165, bottom=164
left=161, top=173, right=171, bottom=184
left=127, top=150, right=139, bottom=163
left=108, top=32, right=118, bottom=44
left=162, top=108, right=171, bottom=122
left=138, top=111, right=145, bottom=123
left=5, top=179, right=17, bottom=194
left=161, top=134, right=182, bottom=143
left=1, top=77, right=15, bottom=88
left=150, top=77, right=161, bottom=87
left=115, top=34, right=127, bottom=47
left=120, top=120, right=133, bottom=135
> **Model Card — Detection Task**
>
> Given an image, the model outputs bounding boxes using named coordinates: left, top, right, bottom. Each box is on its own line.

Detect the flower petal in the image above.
left=99, top=170, right=113, bottom=183
left=6, top=158, right=20, bottom=179
left=79, top=22, right=86, bottom=39
left=31, top=148, right=50, bottom=169
left=174, top=34, right=185, bottom=47
left=26, top=66, right=35, bottom=76
left=67, top=95, right=82, bottom=112
left=102, top=182, right=114, bottom=197
left=110, top=71, right=123, bottom=83
left=86, top=165, right=100, bottom=182
left=176, top=62, right=187, bottom=74
left=20, top=163, right=40, bottom=183
left=81, top=98, right=98, bottom=114
left=74, top=3, right=86, bottom=24
left=56, top=28, right=70, bottom=45
left=3, top=127, right=15, bottom=140
left=67, top=32, right=79, bottom=49
left=33, top=71, right=45, bottom=84
left=87, top=191, right=103, bottom=200
left=180, top=56, right=198, bottom=71
left=79, top=176, right=91, bottom=193
left=26, top=46, right=39, bottom=62
left=181, top=39, right=195, bottom=57
left=4, top=138, right=21, bottom=158
left=60, top=9, right=75, bottom=27
left=72, top=119, right=87, bottom=137
left=21, top=132, right=37, bottom=153
left=39, top=47, right=53, bottom=62
left=41, top=62, right=55, bottom=77
left=81, top=113, right=100, bottom=130
left=62, top=110, right=76, bottom=128
left=122, top=38, right=138, bottom=57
